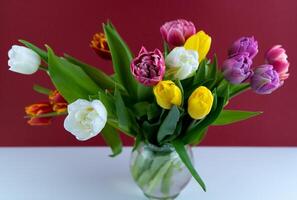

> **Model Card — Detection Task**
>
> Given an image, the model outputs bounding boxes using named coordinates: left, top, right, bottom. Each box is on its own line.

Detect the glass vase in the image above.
left=130, top=142, right=193, bottom=200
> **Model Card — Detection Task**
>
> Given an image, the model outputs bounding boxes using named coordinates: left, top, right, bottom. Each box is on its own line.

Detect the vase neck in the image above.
left=144, top=142, right=175, bottom=153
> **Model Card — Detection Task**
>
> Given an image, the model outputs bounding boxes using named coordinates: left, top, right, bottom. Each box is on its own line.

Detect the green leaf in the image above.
left=114, top=87, right=136, bottom=137
left=147, top=103, right=162, bottom=121
left=47, top=46, right=101, bottom=103
left=132, top=132, right=143, bottom=152
left=64, top=54, right=124, bottom=92
left=133, top=101, right=150, bottom=118
left=190, top=128, right=208, bottom=145
left=136, top=84, right=154, bottom=102
left=217, top=79, right=230, bottom=104
left=97, top=91, right=116, bottom=120
left=212, top=110, right=262, bottom=126
left=174, top=80, right=184, bottom=106
left=207, top=55, right=217, bottom=80
left=172, top=139, right=206, bottom=191
left=163, top=41, right=170, bottom=57
left=19, top=40, right=48, bottom=61
left=101, top=124, right=122, bottom=157
left=193, top=59, right=208, bottom=85
left=103, top=23, right=138, bottom=97
left=229, top=83, right=250, bottom=98
left=33, top=84, right=52, bottom=95
left=157, top=106, right=180, bottom=143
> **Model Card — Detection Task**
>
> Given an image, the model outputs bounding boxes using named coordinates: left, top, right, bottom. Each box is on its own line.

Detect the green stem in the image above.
left=229, top=84, right=251, bottom=99
left=33, top=84, right=52, bottom=95
left=25, top=111, right=67, bottom=118
left=38, top=65, right=48, bottom=72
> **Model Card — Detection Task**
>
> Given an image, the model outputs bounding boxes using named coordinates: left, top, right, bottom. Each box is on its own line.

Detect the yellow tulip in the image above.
left=153, top=80, right=182, bottom=109
left=184, top=31, right=211, bottom=62
left=188, top=86, right=213, bottom=119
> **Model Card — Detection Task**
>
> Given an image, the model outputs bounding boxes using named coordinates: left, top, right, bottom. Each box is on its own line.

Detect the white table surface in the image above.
left=0, top=147, right=296, bottom=200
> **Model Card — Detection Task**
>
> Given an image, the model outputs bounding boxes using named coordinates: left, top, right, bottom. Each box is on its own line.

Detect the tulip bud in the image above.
left=228, top=37, right=258, bottom=59
left=8, top=45, right=41, bottom=75
left=188, top=86, right=213, bottom=119
left=25, top=103, right=53, bottom=125
left=153, top=80, right=182, bottom=109
left=160, top=19, right=196, bottom=46
left=265, top=45, right=289, bottom=81
left=64, top=99, right=107, bottom=141
left=49, top=90, right=68, bottom=113
left=222, top=53, right=253, bottom=84
left=90, top=32, right=111, bottom=60
left=250, top=64, right=281, bottom=94
left=184, top=31, right=211, bottom=62
left=165, top=47, right=199, bottom=80
left=131, top=47, right=165, bottom=86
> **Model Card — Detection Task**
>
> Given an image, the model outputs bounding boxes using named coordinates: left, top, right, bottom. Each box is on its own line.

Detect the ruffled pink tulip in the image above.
left=265, top=45, right=289, bottom=81
left=131, top=47, right=165, bottom=86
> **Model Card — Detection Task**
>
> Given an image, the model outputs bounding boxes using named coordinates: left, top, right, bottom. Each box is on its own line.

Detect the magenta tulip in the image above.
left=131, top=47, right=165, bottom=86
left=160, top=19, right=196, bottom=46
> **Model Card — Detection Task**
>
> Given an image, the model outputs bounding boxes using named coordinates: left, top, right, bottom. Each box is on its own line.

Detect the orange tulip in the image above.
left=25, top=103, right=53, bottom=126
left=49, top=90, right=67, bottom=113
left=90, top=32, right=111, bottom=60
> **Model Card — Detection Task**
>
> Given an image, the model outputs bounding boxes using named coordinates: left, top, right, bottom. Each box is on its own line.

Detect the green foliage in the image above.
left=193, top=59, right=208, bottom=85
left=64, top=54, right=124, bottom=92
left=47, top=46, right=101, bottom=103
left=147, top=103, right=162, bottom=121
left=213, top=110, right=262, bottom=126
left=157, top=106, right=180, bottom=143
left=132, top=102, right=151, bottom=118
left=103, top=23, right=135, bottom=96
left=114, top=87, right=137, bottom=137
left=172, top=139, right=206, bottom=191
left=101, top=124, right=122, bottom=157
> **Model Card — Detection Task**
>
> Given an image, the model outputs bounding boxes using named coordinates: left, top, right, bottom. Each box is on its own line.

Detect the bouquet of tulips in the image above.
left=8, top=19, right=289, bottom=191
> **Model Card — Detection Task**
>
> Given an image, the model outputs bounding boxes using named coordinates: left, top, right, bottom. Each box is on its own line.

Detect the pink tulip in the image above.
left=265, top=45, right=289, bottom=81
left=131, top=47, right=165, bottom=86
left=160, top=19, right=196, bottom=46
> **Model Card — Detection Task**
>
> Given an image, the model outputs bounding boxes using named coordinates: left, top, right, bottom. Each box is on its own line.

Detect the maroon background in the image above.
left=0, top=0, right=296, bottom=146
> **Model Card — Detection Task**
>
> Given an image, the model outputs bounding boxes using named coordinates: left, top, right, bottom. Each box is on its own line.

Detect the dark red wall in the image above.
left=1, top=0, right=296, bottom=146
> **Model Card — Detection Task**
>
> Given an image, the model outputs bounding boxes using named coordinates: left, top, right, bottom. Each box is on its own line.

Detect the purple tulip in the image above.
left=160, top=19, right=196, bottom=46
left=228, top=37, right=258, bottom=59
left=131, top=47, right=165, bottom=86
left=222, top=53, right=253, bottom=84
left=265, top=45, right=289, bottom=81
left=250, top=64, right=281, bottom=94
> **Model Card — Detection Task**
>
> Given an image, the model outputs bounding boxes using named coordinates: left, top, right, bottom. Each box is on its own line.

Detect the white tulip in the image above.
left=64, top=99, right=107, bottom=141
left=8, top=45, right=41, bottom=75
left=165, top=47, right=199, bottom=80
